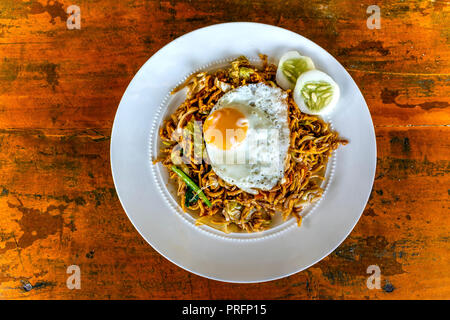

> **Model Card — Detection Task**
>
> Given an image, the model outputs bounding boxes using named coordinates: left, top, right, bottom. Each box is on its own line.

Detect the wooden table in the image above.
left=0, top=0, right=448, bottom=300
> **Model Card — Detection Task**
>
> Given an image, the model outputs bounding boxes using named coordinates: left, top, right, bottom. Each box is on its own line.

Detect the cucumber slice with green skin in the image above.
left=276, top=51, right=315, bottom=90
left=293, top=70, right=340, bottom=115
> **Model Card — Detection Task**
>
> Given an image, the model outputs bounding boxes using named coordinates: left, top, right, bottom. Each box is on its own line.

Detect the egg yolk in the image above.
left=203, top=107, right=249, bottom=150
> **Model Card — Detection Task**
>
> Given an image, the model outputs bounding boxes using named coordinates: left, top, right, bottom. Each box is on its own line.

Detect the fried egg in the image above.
left=203, top=83, right=290, bottom=194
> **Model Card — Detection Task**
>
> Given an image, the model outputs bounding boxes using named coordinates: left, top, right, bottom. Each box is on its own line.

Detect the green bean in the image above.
left=171, top=165, right=212, bottom=208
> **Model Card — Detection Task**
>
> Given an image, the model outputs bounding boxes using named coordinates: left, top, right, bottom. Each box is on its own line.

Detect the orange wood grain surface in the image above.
left=0, top=0, right=449, bottom=300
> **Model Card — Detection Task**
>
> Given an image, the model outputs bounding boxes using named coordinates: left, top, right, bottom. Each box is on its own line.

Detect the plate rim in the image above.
left=110, top=21, right=377, bottom=283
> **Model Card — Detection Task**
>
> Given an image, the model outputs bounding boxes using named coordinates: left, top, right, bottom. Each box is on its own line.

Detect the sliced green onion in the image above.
left=171, top=165, right=212, bottom=208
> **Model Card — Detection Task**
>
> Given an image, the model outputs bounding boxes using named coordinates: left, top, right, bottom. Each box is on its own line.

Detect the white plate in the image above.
left=110, top=22, right=376, bottom=283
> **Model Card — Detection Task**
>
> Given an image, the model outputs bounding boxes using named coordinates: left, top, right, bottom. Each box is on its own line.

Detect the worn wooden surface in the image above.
left=0, top=0, right=449, bottom=300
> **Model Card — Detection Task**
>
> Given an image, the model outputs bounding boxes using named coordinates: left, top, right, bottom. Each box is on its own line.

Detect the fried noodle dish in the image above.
left=157, top=55, right=347, bottom=233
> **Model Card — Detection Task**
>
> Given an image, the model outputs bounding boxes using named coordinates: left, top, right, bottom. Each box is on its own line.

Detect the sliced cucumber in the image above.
left=276, top=51, right=315, bottom=90
left=293, top=70, right=340, bottom=115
